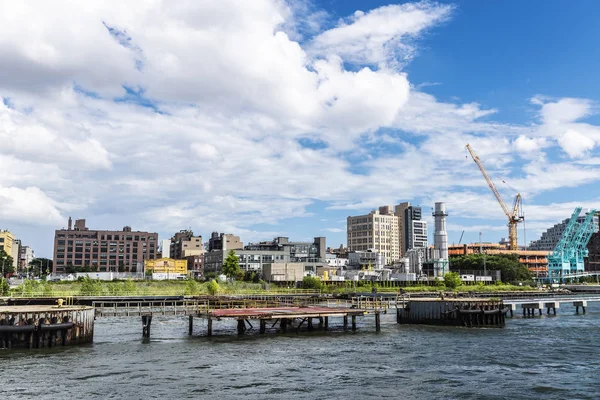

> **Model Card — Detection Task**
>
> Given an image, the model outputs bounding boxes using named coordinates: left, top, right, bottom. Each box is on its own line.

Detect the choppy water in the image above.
left=1, top=303, right=599, bottom=400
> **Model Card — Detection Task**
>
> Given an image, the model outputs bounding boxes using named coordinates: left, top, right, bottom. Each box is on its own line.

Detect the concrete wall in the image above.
left=263, top=262, right=304, bottom=282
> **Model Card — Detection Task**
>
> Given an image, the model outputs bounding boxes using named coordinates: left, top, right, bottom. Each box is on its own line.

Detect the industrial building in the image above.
left=144, top=258, right=188, bottom=280
left=52, top=217, right=158, bottom=273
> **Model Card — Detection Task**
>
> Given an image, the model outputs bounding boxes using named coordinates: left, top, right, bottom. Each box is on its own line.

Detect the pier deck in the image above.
left=197, top=306, right=372, bottom=336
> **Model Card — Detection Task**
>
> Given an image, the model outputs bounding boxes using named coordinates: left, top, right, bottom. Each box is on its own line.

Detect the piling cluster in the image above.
left=0, top=306, right=95, bottom=350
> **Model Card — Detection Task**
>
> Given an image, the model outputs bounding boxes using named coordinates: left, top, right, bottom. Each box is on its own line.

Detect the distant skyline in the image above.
left=2, top=1, right=600, bottom=257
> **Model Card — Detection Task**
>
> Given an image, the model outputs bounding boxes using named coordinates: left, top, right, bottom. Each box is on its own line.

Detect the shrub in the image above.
left=444, top=272, right=462, bottom=290
left=0, top=278, right=10, bottom=296
left=206, top=280, right=220, bottom=296
left=185, top=279, right=201, bottom=295
left=302, top=276, right=324, bottom=290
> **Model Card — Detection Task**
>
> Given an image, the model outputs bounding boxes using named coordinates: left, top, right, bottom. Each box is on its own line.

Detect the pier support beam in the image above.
left=324, top=317, right=329, bottom=330
left=237, top=319, right=245, bottom=335
left=189, top=315, right=193, bottom=336
left=351, top=315, right=357, bottom=331
left=142, top=315, right=152, bottom=338
left=307, top=318, right=313, bottom=331
left=574, top=301, right=587, bottom=314
left=280, top=318, right=288, bottom=333
left=343, top=315, right=348, bottom=329
left=260, top=320, right=266, bottom=334
left=375, top=312, right=381, bottom=332
left=207, top=318, right=212, bottom=337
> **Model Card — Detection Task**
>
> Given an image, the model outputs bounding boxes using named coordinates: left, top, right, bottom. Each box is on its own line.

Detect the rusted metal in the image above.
left=0, top=305, right=95, bottom=350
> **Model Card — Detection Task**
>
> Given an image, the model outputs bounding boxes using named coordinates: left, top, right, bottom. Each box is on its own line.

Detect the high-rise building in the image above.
left=347, top=207, right=400, bottom=265
left=169, top=230, right=204, bottom=259
left=52, top=217, right=158, bottom=273
left=405, top=206, right=428, bottom=251
left=530, top=214, right=600, bottom=251
left=394, top=202, right=411, bottom=256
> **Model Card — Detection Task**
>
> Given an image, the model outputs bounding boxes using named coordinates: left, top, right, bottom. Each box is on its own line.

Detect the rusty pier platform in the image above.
left=195, top=306, right=375, bottom=336
left=0, top=305, right=95, bottom=349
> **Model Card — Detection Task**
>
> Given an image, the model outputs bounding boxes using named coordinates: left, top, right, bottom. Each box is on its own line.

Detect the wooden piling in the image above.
left=260, top=319, right=266, bottom=334
left=188, top=315, right=193, bottom=336
left=351, top=315, right=357, bottom=331
left=375, top=312, right=381, bottom=332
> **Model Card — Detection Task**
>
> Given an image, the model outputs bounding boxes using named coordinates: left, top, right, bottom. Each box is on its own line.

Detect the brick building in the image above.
left=53, top=217, right=158, bottom=273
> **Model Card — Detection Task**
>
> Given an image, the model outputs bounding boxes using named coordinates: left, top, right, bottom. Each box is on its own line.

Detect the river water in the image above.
left=1, top=303, right=599, bottom=400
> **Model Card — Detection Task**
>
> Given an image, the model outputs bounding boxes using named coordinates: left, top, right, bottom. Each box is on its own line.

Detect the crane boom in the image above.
left=466, top=144, right=511, bottom=217
left=466, top=143, right=524, bottom=250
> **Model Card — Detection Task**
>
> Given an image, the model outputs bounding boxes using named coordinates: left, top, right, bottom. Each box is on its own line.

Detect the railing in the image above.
left=7, top=288, right=323, bottom=298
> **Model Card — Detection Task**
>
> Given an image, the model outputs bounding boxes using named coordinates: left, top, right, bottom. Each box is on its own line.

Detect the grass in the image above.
left=6, top=279, right=539, bottom=298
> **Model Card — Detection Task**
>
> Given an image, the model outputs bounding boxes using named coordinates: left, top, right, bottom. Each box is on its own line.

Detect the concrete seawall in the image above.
left=0, top=305, right=95, bottom=349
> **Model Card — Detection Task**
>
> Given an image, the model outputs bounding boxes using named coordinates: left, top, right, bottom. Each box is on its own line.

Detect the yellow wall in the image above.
left=144, top=258, right=187, bottom=274
left=0, top=231, right=14, bottom=258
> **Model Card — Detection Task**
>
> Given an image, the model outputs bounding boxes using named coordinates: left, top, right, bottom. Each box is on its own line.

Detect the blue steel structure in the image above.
left=547, top=207, right=581, bottom=282
left=547, top=207, right=598, bottom=283
left=570, top=209, right=597, bottom=272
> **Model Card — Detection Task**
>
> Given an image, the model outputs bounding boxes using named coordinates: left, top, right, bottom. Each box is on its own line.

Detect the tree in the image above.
left=0, top=278, right=10, bottom=295
left=444, top=272, right=462, bottom=290
left=450, top=254, right=532, bottom=283
left=222, top=250, right=241, bottom=280
left=0, top=249, right=15, bottom=278
left=29, top=258, right=53, bottom=277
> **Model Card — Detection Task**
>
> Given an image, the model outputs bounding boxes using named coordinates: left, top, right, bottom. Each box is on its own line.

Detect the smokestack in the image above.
left=68, top=216, right=72, bottom=230
left=433, top=202, right=448, bottom=261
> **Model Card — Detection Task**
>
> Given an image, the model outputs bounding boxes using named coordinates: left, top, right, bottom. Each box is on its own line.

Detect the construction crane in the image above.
left=465, top=144, right=524, bottom=250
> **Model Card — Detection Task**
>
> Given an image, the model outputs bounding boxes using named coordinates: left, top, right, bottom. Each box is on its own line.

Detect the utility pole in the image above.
left=479, top=232, right=487, bottom=281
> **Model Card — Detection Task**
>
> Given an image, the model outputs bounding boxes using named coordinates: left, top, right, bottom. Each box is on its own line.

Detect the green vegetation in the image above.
left=28, top=258, right=53, bottom=277
left=444, top=272, right=462, bottom=289
left=222, top=250, right=242, bottom=281
left=206, top=280, right=221, bottom=296
left=0, top=278, right=10, bottom=296
left=4, top=275, right=537, bottom=298
left=450, top=254, right=533, bottom=283
left=0, top=249, right=14, bottom=277
left=302, top=276, right=324, bottom=290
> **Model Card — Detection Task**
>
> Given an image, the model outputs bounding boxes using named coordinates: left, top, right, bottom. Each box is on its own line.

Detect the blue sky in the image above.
left=1, top=1, right=600, bottom=257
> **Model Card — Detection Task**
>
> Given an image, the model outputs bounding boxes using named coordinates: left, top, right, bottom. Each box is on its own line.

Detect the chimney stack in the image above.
left=68, top=216, right=72, bottom=230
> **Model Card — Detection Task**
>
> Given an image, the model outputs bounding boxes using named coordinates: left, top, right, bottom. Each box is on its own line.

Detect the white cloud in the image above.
left=557, top=129, right=595, bottom=158
left=2, top=0, right=600, bottom=255
left=514, top=135, right=547, bottom=154
left=0, top=187, right=63, bottom=225
left=310, top=2, right=454, bottom=67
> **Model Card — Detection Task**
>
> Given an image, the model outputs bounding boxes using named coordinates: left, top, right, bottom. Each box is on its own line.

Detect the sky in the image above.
left=2, top=0, right=600, bottom=258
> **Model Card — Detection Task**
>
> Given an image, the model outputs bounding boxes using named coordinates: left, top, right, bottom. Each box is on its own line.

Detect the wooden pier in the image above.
left=0, top=305, right=95, bottom=350
left=196, top=306, right=373, bottom=336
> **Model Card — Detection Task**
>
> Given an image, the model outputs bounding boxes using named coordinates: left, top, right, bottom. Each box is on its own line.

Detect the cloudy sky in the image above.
left=2, top=0, right=600, bottom=257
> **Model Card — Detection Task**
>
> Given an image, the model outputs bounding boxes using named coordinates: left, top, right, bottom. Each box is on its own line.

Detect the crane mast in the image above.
left=465, top=144, right=524, bottom=250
